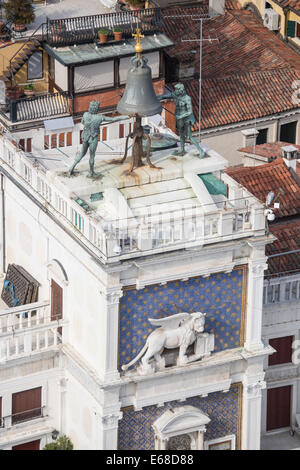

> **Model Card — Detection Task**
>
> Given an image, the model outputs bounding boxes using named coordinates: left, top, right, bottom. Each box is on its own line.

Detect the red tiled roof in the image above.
left=163, top=8, right=300, bottom=77
left=266, top=219, right=300, bottom=276
left=238, top=142, right=300, bottom=159
left=225, top=0, right=242, bottom=9
left=162, top=7, right=300, bottom=129
left=183, top=68, right=300, bottom=130
left=226, top=158, right=300, bottom=218
left=272, top=0, right=300, bottom=14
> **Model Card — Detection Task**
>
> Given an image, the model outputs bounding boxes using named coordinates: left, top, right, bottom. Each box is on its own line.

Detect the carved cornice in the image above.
left=135, top=263, right=236, bottom=290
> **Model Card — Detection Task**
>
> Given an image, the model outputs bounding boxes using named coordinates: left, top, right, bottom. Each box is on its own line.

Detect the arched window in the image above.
left=152, top=406, right=210, bottom=450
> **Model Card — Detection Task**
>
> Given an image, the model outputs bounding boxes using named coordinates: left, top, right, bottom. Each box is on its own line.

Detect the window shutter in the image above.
left=51, top=279, right=63, bottom=321
left=12, top=387, right=42, bottom=424
left=287, top=20, right=296, bottom=38
left=297, top=22, right=300, bottom=38
left=269, top=336, right=293, bottom=366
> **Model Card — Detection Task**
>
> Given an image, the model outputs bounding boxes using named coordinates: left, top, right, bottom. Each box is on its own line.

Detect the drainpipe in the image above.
left=0, top=173, right=6, bottom=274
left=283, top=7, right=289, bottom=41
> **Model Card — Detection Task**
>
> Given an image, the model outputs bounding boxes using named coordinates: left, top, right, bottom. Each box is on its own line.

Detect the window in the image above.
left=292, top=21, right=300, bottom=38
left=18, top=138, right=32, bottom=153
left=59, top=133, right=65, bottom=147
left=263, top=283, right=280, bottom=304
left=51, top=134, right=57, bottom=149
left=285, top=280, right=300, bottom=301
left=45, top=132, right=72, bottom=149
left=44, top=135, right=49, bottom=150
left=0, top=396, right=2, bottom=428
left=66, top=131, right=72, bottom=146
left=27, top=52, right=43, bottom=80
left=256, top=128, right=268, bottom=145
left=269, top=336, right=293, bottom=366
left=280, top=121, right=297, bottom=144
left=12, top=387, right=42, bottom=425
left=119, top=123, right=124, bottom=138
left=12, top=440, right=40, bottom=450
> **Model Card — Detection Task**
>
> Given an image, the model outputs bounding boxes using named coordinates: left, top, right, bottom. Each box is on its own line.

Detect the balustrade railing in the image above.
left=1, top=406, right=46, bottom=429
left=263, top=274, right=300, bottom=306
left=0, top=134, right=265, bottom=262
left=0, top=301, right=62, bottom=362
left=8, top=92, right=71, bottom=123
left=43, top=8, right=163, bottom=47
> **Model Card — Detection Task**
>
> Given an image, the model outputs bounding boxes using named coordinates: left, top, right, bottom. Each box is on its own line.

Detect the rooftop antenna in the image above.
left=164, top=14, right=219, bottom=145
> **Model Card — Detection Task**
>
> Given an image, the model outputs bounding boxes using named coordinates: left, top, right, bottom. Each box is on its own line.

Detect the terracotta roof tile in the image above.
left=266, top=219, right=300, bottom=276
left=181, top=68, right=300, bottom=130
left=272, top=0, right=300, bottom=14
left=226, top=158, right=300, bottom=218
left=238, top=142, right=300, bottom=160
left=162, top=7, right=300, bottom=129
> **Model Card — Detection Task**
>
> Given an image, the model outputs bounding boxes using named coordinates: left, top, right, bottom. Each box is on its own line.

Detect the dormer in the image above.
left=281, top=145, right=299, bottom=171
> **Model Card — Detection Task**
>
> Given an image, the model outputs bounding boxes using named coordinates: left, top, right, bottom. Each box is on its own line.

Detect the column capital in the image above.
left=243, top=380, right=266, bottom=399
left=101, top=412, right=123, bottom=430
left=250, top=262, right=268, bottom=276
left=105, top=288, right=123, bottom=305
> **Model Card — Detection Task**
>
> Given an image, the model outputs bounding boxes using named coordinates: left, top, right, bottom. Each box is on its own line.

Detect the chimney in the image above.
left=281, top=145, right=299, bottom=172
left=241, top=128, right=259, bottom=147
left=209, top=0, right=225, bottom=17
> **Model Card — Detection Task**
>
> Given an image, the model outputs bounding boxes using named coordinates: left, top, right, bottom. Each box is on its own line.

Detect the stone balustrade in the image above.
left=0, top=134, right=266, bottom=264
left=0, top=301, right=62, bottom=362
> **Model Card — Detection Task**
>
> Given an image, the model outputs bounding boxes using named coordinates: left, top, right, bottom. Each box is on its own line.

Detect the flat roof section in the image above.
left=43, top=34, right=174, bottom=66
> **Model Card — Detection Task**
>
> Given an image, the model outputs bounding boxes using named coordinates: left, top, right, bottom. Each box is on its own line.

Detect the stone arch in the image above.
left=152, top=405, right=210, bottom=450
left=47, top=259, right=69, bottom=286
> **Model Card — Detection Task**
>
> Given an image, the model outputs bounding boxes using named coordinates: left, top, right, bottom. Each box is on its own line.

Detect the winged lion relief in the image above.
left=122, top=311, right=215, bottom=375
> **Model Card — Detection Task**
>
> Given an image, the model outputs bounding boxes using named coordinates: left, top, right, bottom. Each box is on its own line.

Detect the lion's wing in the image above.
left=149, top=312, right=191, bottom=329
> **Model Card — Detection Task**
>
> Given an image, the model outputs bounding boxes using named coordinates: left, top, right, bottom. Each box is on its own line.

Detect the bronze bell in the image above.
left=117, top=55, right=162, bottom=117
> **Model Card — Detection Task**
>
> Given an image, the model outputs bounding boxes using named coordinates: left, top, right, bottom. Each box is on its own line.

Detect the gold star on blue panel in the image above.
left=119, top=268, right=246, bottom=368
left=118, top=385, right=241, bottom=450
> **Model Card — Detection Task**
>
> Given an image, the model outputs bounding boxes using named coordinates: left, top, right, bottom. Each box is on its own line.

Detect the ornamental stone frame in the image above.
left=152, top=406, right=210, bottom=450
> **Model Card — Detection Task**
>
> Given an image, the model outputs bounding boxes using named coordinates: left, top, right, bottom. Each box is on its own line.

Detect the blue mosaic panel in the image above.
left=118, top=385, right=241, bottom=450
left=119, top=268, right=246, bottom=368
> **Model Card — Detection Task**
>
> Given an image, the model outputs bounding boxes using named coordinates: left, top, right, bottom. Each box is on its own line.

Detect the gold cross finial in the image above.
left=132, top=28, right=144, bottom=54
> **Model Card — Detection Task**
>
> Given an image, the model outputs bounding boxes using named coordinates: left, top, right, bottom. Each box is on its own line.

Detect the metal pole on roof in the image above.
left=181, top=16, right=218, bottom=144
left=199, top=18, right=203, bottom=143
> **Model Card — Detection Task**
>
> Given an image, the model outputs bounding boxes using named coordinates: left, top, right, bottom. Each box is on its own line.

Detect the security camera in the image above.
left=264, top=209, right=275, bottom=222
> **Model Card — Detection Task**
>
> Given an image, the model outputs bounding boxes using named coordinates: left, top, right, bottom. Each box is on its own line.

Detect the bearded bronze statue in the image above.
left=158, top=83, right=205, bottom=158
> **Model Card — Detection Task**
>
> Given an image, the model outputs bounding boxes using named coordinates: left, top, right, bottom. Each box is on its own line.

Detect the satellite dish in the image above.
left=266, top=191, right=274, bottom=207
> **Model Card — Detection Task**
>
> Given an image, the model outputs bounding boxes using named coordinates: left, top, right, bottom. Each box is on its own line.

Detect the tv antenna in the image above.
left=164, top=14, right=219, bottom=144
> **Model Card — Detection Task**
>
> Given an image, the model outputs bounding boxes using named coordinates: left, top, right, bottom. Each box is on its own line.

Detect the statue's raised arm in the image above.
left=68, top=100, right=129, bottom=178
left=158, top=83, right=205, bottom=159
